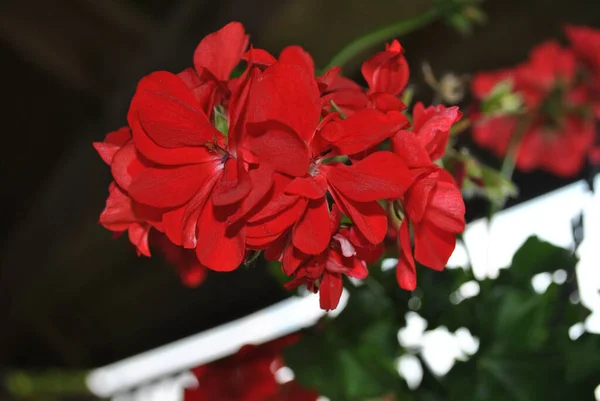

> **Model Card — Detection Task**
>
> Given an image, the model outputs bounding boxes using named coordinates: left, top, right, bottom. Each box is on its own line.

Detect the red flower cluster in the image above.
left=183, top=335, right=318, bottom=401
left=95, top=22, right=465, bottom=309
left=471, top=25, right=600, bottom=177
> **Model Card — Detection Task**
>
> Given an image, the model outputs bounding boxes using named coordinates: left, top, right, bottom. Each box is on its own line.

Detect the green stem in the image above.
left=323, top=4, right=452, bottom=72
left=487, top=117, right=529, bottom=219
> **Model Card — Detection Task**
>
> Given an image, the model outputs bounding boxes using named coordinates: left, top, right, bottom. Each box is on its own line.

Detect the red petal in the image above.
left=226, top=164, right=274, bottom=225
left=319, top=271, right=343, bottom=311
left=244, top=120, right=310, bottom=176
left=263, top=232, right=289, bottom=260
left=285, top=175, right=327, bottom=199
left=111, top=142, right=147, bottom=191
left=396, top=220, right=417, bottom=290
left=246, top=63, right=321, bottom=143
left=322, top=151, right=412, bottom=202
left=413, top=103, right=462, bottom=162
left=247, top=197, right=307, bottom=239
left=423, top=169, right=466, bottom=233
left=413, top=220, right=456, bottom=271
left=248, top=172, right=296, bottom=222
left=321, top=109, right=409, bottom=155
left=329, top=203, right=342, bottom=235
left=182, top=172, right=222, bottom=248
left=212, top=158, right=251, bottom=206
left=94, top=127, right=131, bottom=165
left=99, top=184, right=138, bottom=231
left=361, top=43, right=409, bottom=95
left=193, top=22, right=248, bottom=81
left=128, top=222, right=152, bottom=257
left=404, top=169, right=439, bottom=223
left=391, top=130, right=431, bottom=169
left=242, top=48, right=277, bottom=66
left=328, top=186, right=387, bottom=244
left=369, top=92, right=407, bottom=112
left=346, top=257, right=368, bottom=280
left=133, top=72, right=221, bottom=148
left=279, top=46, right=315, bottom=76
left=282, top=242, right=306, bottom=276
left=162, top=206, right=184, bottom=246
left=195, top=199, right=245, bottom=272
left=292, top=198, right=330, bottom=255
left=128, top=162, right=219, bottom=208
left=246, top=231, right=283, bottom=249
left=128, top=72, right=218, bottom=165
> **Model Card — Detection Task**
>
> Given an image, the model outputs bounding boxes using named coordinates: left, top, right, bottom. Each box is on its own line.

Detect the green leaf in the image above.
left=510, top=236, right=578, bottom=285
left=284, top=285, right=405, bottom=401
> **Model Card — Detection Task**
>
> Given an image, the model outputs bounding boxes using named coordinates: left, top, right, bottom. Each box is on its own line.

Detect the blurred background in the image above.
left=1, top=0, right=599, bottom=400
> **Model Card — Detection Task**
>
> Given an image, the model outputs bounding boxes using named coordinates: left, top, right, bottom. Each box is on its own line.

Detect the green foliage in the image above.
left=284, top=236, right=598, bottom=401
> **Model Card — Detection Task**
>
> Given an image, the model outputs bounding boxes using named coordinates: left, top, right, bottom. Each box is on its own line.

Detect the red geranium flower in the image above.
left=471, top=41, right=596, bottom=177
left=267, top=205, right=381, bottom=311
left=125, top=37, right=316, bottom=271
left=391, top=103, right=465, bottom=290
left=184, top=335, right=313, bottom=401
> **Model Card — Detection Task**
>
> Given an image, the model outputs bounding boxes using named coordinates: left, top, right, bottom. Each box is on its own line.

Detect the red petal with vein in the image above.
left=328, top=186, right=387, bottom=244
left=319, top=271, right=343, bottom=311
left=100, top=184, right=138, bottom=231
left=128, top=162, right=218, bottom=208
left=242, top=48, right=276, bottom=66
left=322, top=152, right=412, bottom=202
left=162, top=206, right=185, bottom=246
left=361, top=41, right=409, bottom=95
left=391, top=130, right=431, bottom=169
left=369, top=92, right=407, bottom=112
left=111, top=142, right=148, bottom=191
left=134, top=72, right=221, bottom=148
left=293, top=198, right=330, bottom=255
left=244, top=121, right=309, bottom=176
left=413, top=103, right=462, bottom=162
left=329, top=204, right=342, bottom=235
left=227, top=164, right=274, bottom=225
left=279, top=46, right=315, bottom=76
left=247, top=197, right=307, bottom=239
left=128, top=74, right=217, bottom=165
left=282, top=243, right=306, bottom=276
left=228, top=68, right=259, bottom=151
left=246, top=231, right=283, bottom=249
left=285, top=175, right=327, bottom=199
left=195, top=199, right=245, bottom=272
left=94, top=127, right=131, bottom=165
left=182, top=172, right=221, bottom=248
left=193, top=22, right=248, bottom=81
left=423, top=169, right=466, bottom=233
left=130, top=119, right=215, bottom=165
left=404, top=169, right=439, bottom=223
left=346, top=257, right=368, bottom=280
left=263, top=232, right=289, bottom=261
left=413, top=221, right=456, bottom=271
left=396, top=220, right=416, bottom=290
left=128, top=223, right=152, bottom=257
left=246, top=63, right=321, bottom=143
left=321, top=109, right=409, bottom=155
left=212, top=158, right=251, bottom=206
left=248, top=172, right=295, bottom=222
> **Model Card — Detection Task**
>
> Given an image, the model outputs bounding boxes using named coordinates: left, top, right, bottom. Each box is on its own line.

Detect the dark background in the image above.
left=1, top=0, right=599, bottom=371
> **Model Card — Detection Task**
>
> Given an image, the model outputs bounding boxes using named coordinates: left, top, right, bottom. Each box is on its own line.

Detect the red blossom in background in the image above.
left=183, top=335, right=317, bottom=401
left=471, top=40, right=597, bottom=176
left=94, top=21, right=465, bottom=310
